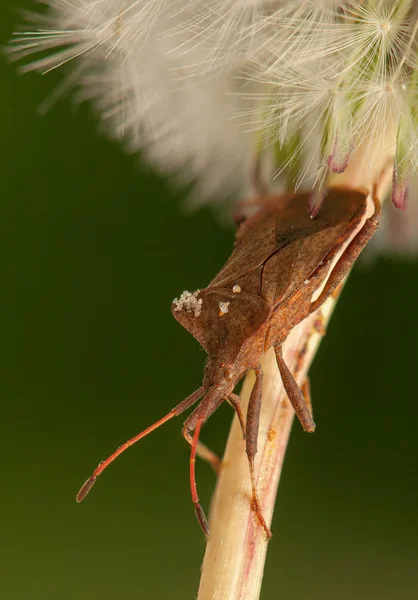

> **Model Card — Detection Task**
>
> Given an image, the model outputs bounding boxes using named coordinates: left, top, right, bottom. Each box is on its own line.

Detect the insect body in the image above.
left=77, top=186, right=380, bottom=538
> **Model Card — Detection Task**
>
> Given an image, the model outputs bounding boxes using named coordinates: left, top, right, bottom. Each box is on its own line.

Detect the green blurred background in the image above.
left=2, top=5, right=418, bottom=599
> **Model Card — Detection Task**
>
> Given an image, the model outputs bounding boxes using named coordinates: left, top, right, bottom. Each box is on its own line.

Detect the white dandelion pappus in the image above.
left=241, top=1, right=418, bottom=209
left=7, top=0, right=418, bottom=236
left=161, top=0, right=277, bottom=74
left=9, top=0, right=260, bottom=202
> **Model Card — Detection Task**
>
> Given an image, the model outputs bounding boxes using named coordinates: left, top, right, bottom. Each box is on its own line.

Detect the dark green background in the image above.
left=2, top=5, right=418, bottom=599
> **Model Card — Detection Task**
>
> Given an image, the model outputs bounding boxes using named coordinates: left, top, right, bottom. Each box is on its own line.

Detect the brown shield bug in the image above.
left=77, top=186, right=380, bottom=538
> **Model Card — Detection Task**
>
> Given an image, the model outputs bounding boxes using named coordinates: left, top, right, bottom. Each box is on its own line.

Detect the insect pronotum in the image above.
left=77, top=186, right=380, bottom=538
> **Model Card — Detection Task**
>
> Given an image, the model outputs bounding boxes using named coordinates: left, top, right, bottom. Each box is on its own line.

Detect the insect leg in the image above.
left=245, top=367, right=272, bottom=539
left=186, top=392, right=226, bottom=536
left=182, top=424, right=221, bottom=473
left=184, top=392, right=246, bottom=474
left=275, top=346, right=316, bottom=432
left=182, top=399, right=225, bottom=473
left=190, top=417, right=210, bottom=536
left=227, top=392, right=246, bottom=438
left=309, top=191, right=381, bottom=314
left=76, top=386, right=206, bottom=503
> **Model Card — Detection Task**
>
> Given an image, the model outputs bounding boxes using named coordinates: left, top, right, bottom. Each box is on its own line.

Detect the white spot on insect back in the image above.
left=173, top=290, right=202, bottom=317
left=232, top=285, right=241, bottom=293
left=218, top=301, right=230, bottom=316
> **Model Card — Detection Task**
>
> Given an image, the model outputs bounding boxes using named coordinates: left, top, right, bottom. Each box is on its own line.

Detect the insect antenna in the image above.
left=76, top=386, right=206, bottom=503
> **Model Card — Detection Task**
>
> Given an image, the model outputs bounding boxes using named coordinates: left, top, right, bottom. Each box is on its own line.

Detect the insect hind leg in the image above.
left=275, top=346, right=315, bottom=433
left=309, top=189, right=381, bottom=314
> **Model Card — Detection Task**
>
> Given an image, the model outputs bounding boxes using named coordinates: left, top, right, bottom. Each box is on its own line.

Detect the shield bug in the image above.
left=77, top=186, right=380, bottom=538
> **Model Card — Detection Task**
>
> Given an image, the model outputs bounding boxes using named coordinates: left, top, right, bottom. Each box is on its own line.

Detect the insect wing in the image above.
left=210, top=188, right=367, bottom=295
left=261, top=188, right=368, bottom=305
left=209, top=208, right=281, bottom=289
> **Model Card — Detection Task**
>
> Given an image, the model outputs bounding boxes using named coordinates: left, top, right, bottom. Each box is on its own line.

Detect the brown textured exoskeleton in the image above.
left=77, top=186, right=380, bottom=538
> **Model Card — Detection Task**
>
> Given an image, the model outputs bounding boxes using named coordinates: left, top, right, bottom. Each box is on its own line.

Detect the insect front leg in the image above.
left=183, top=392, right=246, bottom=470
left=275, top=346, right=316, bottom=433
left=245, top=367, right=272, bottom=539
left=186, top=392, right=227, bottom=536
left=309, top=190, right=381, bottom=314
left=182, top=407, right=222, bottom=474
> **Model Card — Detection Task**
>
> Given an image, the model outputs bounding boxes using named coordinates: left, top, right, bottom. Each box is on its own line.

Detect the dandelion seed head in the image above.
left=240, top=1, right=418, bottom=197
left=7, top=0, right=418, bottom=219
left=9, top=0, right=257, bottom=202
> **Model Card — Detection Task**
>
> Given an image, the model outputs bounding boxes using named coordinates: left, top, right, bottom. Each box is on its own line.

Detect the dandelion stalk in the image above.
left=197, top=306, right=330, bottom=600
left=197, top=146, right=395, bottom=600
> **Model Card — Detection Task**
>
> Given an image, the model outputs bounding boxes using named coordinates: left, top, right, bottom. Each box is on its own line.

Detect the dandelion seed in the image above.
left=163, top=0, right=269, bottom=74
left=369, top=175, right=418, bottom=256
left=308, top=188, right=325, bottom=219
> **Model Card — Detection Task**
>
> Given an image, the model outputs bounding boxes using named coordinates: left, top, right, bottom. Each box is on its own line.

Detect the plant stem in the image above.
left=197, top=140, right=395, bottom=600
left=197, top=296, right=335, bottom=600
